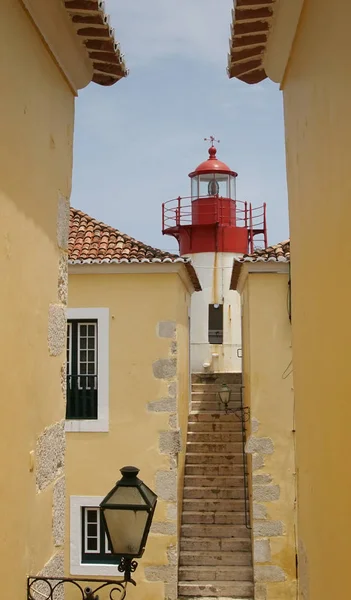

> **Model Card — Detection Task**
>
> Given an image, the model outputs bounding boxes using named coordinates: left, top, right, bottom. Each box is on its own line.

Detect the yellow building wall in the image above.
left=281, top=1, right=351, bottom=597
left=242, top=272, right=296, bottom=600
left=66, top=271, right=191, bottom=600
left=0, top=0, right=73, bottom=594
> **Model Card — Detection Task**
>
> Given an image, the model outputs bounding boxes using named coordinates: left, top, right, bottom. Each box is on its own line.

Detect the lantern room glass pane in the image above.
left=229, top=175, right=236, bottom=200
left=215, top=174, right=228, bottom=198
left=103, top=509, right=149, bottom=555
left=191, top=176, right=199, bottom=199
left=106, top=486, right=147, bottom=506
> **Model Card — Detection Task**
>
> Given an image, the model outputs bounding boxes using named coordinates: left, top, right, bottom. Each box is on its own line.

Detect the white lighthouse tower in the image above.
left=162, top=138, right=267, bottom=373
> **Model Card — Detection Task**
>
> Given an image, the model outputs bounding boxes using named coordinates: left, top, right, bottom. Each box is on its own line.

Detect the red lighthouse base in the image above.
left=175, top=223, right=248, bottom=255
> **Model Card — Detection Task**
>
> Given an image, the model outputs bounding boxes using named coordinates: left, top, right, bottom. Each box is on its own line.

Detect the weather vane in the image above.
left=204, top=136, right=220, bottom=147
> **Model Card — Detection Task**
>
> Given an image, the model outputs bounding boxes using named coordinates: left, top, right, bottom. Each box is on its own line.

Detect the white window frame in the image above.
left=70, top=496, right=119, bottom=576
left=84, top=507, right=100, bottom=554
left=66, top=308, right=109, bottom=432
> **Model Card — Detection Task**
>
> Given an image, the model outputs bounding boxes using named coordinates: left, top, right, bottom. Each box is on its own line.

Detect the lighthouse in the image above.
left=162, top=138, right=267, bottom=373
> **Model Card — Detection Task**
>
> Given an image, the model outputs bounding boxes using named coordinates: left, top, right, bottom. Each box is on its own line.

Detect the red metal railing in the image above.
left=162, top=195, right=249, bottom=230
left=162, top=196, right=267, bottom=252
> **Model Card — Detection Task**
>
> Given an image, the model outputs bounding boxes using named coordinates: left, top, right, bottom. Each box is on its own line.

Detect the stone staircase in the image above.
left=178, top=373, right=253, bottom=600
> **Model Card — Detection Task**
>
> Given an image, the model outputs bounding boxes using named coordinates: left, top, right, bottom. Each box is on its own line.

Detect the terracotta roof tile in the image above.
left=230, top=239, right=290, bottom=289
left=227, top=0, right=276, bottom=83
left=69, top=208, right=201, bottom=291
left=64, top=0, right=128, bottom=86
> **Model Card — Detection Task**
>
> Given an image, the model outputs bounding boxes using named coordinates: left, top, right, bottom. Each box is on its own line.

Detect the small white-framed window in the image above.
left=70, top=496, right=119, bottom=576
left=66, top=308, right=109, bottom=433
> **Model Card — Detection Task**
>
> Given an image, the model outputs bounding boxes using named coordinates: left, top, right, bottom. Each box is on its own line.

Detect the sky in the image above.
left=71, top=0, right=289, bottom=253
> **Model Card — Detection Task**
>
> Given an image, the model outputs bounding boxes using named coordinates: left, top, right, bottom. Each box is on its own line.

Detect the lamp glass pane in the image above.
left=103, top=508, right=149, bottom=555
left=140, top=484, right=157, bottom=507
left=106, top=486, right=146, bottom=506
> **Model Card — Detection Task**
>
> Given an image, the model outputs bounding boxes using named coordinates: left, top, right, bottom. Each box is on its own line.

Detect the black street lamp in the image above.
left=218, top=382, right=232, bottom=413
left=100, top=466, right=157, bottom=584
left=28, top=466, right=157, bottom=600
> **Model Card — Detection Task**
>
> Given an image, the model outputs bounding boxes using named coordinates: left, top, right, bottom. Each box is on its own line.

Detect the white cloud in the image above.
left=106, top=0, right=234, bottom=68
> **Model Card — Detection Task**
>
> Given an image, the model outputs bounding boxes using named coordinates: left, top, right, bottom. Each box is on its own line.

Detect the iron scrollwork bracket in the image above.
left=27, top=576, right=129, bottom=600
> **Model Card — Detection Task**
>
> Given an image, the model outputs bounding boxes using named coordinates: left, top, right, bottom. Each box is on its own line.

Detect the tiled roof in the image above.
left=68, top=208, right=201, bottom=290
left=230, top=240, right=290, bottom=289
left=227, top=0, right=276, bottom=83
left=64, top=0, right=128, bottom=86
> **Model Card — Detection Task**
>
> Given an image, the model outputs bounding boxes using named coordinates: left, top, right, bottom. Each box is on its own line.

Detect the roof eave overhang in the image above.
left=227, top=0, right=305, bottom=86
left=68, top=260, right=202, bottom=293
left=21, top=0, right=128, bottom=92
left=227, top=0, right=276, bottom=84
left=231, top=258, right=289, bottom=293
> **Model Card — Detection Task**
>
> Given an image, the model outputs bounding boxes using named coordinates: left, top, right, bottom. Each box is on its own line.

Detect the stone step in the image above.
left=188, top=421, right=243, bottom=432
left=192, top=383, right=243, bottom=392
left=188, top=413, right=242, bottom=423
left=185, top=453, right=244, bottom=466
left=178, top=581, right=253, bottom=598
left=187, top=432, right=243, bottom=443
left=182, top=512, right=246, bottom=525
left=186, top=441, right=243, bottom=453
left=185, top=464, right=244, bottom=476
left=179, top=566, right=253, bottom=582
left=181, top=524, right=250, bottom=538
left=191, top=401, right=242, bottom=412
left=183, top=498, right=246, bottom=512
left=191, top=373, right=242, bottom=385
left=184, top=475, right=244, bottom=487
left=191, top=391, right=242, bottom=401
left=179, top=551, right=252, bottom=567
left=183, top=487, right=245, bottom=500
left=180, top=537, right=251, bottom=553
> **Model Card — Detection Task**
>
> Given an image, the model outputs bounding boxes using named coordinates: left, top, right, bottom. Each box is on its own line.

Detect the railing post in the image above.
left=176, top=196, right=181, bottom=226
left=244, top=201, right=248, bottom=228
left=263, top=202, right=267, bottom=247
left=162, top=202, right=165, bottom=231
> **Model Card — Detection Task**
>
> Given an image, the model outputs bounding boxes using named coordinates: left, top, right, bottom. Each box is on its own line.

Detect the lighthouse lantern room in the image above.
left=162, top=139, right=267, bottom=373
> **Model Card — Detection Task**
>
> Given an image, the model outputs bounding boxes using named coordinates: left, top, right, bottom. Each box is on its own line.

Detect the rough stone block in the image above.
left=36, top=421, right=65, bottom=492
left=60, top=361, right=67, bottom=407
left=48, top=304, right=66, bottom=357
left=153, top=358, right=177, bottom=380
left=57, top=195, right=70, bottom=250
left=253, top=473, right=272, bottom=485
left=145, top=565, right=176, bottom=583
left=53, top=476, right=65, bottom=547
left=167, top=503, right=177, bottom=522
left=159, top=430, right=181, bottom=455
left=37, top=551, right=64, bottom=600
left=147, top=398, right=177, bottom=413
left=156, top=470, right=177, bottom=501
left=150, top=521, right=177, bottom=535
left=58, top=252, right=68, bottom=304
left=253, top=502, right=267, bottom=520
left=253, top=484, right=280, bottom=502
left=39, top=549, right=64, bottom=577
left=246, top=436, right=274, bottom=455
left=167, top=544, right=178, bottom=565
left=168, top=382, right=177, bottom=398
left=254, top=539, right=271, bottom=563
left=169, top=414, right=178, bottom=430
left=158, top=321, right=176, bottom=339
left=253, top=520, right=283, bottom=537
left=255, top=583, right=267, bottom=600
left=252, top=453, right=265, bottom=471
left=165, top=582, right=178, bottom=600
left=251, top=417, right=260, bottom=433
left=255, top=565, right=286, bottom=582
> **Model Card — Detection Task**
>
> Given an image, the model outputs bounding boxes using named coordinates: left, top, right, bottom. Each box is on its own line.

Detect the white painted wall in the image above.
left=184, top=252, right=243, bottom=373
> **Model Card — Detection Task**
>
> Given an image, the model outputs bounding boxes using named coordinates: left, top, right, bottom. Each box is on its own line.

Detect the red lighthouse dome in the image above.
left=162, top=140, right=267, bottom=256
left=189, top=145, right=238, bottom=177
